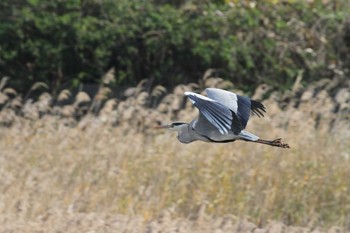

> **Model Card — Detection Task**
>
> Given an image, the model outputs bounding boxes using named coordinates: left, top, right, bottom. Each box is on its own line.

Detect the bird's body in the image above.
left=158, top=88, right=289, bottom=148
left=175, top=120, right=258, bottom=144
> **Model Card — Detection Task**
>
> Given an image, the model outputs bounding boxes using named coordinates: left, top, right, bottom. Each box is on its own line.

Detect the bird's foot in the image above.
left=271, top=138, right=290, bottom=148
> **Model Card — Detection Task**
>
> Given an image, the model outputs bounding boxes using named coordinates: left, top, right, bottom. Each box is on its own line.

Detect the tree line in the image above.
left=0, top=0, right=349, bottom=93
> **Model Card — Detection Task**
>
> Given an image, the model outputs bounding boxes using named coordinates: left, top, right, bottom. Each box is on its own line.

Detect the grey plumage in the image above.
left=158, top=88, right=289, bottom=148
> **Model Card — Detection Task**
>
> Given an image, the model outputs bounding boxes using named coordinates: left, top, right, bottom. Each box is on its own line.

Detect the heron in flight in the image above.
left=157, top=88, right=290, bottom=148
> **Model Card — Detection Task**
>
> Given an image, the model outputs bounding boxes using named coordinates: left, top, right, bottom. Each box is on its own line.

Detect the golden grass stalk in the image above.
left=0, top=117, right=349, bottom=229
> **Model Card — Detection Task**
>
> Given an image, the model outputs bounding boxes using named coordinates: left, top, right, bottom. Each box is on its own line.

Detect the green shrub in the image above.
left=0, top=0, right=349, bottom=92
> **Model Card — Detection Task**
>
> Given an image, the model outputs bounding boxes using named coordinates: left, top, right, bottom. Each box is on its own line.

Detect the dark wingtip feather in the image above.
left=251, top=100, right=266, bottom=118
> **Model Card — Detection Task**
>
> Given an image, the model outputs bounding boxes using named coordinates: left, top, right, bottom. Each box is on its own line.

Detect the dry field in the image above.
left=0, top=110, right=349, bottom=232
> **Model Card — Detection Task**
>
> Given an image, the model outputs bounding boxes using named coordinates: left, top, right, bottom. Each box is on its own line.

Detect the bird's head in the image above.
left=155, top=122, right=188, bottom=131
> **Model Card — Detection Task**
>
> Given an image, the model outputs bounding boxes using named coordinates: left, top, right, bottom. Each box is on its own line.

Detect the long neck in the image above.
left=177, top=123, right=196, bottom=144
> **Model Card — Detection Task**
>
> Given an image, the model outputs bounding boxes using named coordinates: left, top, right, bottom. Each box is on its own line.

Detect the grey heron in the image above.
left=157, top=88, right=290, bottom=148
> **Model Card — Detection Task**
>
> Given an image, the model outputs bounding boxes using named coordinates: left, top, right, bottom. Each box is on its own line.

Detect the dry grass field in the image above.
left=0, top=111, right=349, bottom=232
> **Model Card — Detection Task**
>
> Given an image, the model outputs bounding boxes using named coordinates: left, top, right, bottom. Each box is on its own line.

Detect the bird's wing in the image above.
left=205, top=88, right=238, bottom=112
left=205, top=88, right=266, bottom=129
left=185, top=92, right=243, bottom=134
left=250, top=100, right=266, bottom=118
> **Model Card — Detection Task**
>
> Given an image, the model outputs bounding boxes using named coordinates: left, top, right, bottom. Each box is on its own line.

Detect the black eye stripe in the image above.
left=172, top=122, right=185, bottom=126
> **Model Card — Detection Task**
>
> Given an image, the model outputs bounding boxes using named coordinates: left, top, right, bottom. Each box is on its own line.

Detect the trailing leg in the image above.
left=254, top=138, right=290, bottom=148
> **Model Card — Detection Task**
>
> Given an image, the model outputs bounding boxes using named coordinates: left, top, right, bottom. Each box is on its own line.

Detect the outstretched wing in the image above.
left=185, top=92, right=243, bottom=135
left=250, top=100, right=266, bottom=117
left=205, top=88, right=266, bottom=129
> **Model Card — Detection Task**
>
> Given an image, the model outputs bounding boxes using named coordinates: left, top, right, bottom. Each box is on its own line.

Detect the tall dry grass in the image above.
left=0, top=115, right=349, bottom=231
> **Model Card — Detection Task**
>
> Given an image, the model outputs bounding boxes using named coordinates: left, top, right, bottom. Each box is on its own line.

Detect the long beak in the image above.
left=154, top=124, right=171, bottom=129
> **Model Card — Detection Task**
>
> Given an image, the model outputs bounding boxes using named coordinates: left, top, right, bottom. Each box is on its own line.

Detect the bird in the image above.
left=156, top=88, right=290, bottom=148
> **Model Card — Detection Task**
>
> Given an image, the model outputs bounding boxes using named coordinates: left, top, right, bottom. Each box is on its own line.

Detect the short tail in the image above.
left=238, top=130, right=260, bottom=141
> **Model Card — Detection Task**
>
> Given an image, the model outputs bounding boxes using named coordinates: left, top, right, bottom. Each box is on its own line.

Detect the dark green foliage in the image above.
left=0, top=0, right=349, bottom=92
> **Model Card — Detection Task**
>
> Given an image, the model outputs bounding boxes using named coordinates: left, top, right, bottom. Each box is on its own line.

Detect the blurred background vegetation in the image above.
left=0, top=0, right=349, bottom=93
left=0, top=1, right=350, bottom=231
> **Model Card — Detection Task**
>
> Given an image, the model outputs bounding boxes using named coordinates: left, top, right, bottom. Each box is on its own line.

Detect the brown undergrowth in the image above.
left=0, top=114, right=349, bottom=232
